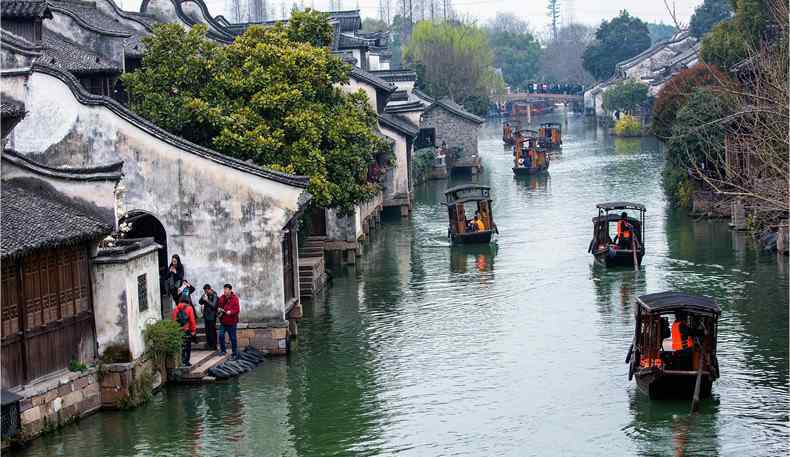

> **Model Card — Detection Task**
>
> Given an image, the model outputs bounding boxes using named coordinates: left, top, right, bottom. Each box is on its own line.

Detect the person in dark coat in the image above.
left=199, top=284, right=219, bottom=351
left=165, top=254, right=185, bottom=304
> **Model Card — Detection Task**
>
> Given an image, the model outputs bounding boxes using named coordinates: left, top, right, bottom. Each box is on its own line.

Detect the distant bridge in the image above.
left=500, top=92, right=584, bottom=104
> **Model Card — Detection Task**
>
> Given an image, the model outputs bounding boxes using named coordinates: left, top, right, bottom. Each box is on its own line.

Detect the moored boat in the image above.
left=626, top=292, right=721, bottom=400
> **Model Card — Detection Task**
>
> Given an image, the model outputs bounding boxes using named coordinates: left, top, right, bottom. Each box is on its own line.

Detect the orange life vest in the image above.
left=617, top=220, right=632, bottom=239
left=672, top=321, right=694, bottom=350
left=475, top=219, right=485, bottom=231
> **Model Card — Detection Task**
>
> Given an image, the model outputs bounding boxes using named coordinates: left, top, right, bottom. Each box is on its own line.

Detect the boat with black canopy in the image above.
left=445, top=184, right=498, bottom=245
left=512, top=129, right=549, bottom=175
left=588, top=202, right=645, bottom=267
left=626, top=291, right=721, bottom=402
left=538, top=122, right=562, bottom=149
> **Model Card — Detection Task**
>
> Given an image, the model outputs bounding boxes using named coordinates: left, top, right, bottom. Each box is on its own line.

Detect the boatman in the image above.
left=671, top=312, right=694, bottom=351
left=616, top=212, right=633, bottom=248
left=473, top=214, right=486, bottom=232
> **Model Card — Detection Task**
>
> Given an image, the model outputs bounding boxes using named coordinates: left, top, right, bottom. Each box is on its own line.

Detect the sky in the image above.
left=123, top=0, right=704, bottom=34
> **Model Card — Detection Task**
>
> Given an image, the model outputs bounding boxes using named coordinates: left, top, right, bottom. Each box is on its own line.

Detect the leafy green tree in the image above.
left=689, top=0, right=733, bottom=38
left=122, top=12, right=390, bottom=213
left=651, top=64, right=734, bottom=139
left=286, top=9, right=333, bottom=47
left=405, top=21, right=497, bottom=111
left=582, top=10, right=651, bottom=80
left=602, top=79, right=649, bottom=114
left=667, top=87, right=736, bottom=169
left=486, top=13, right=541, bottom=90
left=700, top=0, right=775, bottom=69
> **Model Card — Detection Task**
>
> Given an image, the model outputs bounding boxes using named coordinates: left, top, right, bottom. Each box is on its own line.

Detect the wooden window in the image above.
left=138, top=274, right=148, bottom=312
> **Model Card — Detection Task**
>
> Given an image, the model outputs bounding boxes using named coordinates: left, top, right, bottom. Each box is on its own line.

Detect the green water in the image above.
left=13, top=114, right=788, bottom=456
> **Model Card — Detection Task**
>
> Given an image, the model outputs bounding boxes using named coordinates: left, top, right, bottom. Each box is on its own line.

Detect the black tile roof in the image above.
left=378, top=112, right=418, bottom=138
left=415, top=89, right=485, bottom=124
left=1, top=100, right=26, bottom=119
left=1, top=178, right=113, bottom=259
left=349, top=66, right=396, bottom=93
left=38, top=33, right=122, bottom=75
left=49, top=0, right=134, bottom=37
left=1, top=0, right=52, bottom=19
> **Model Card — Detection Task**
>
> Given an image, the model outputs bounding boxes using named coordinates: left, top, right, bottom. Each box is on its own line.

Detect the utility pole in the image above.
left=547, top=0, right=560, bottom=41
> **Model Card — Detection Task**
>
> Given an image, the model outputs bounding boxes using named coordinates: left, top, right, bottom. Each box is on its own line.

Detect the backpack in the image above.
left=176, top=306, right=189, bottom=326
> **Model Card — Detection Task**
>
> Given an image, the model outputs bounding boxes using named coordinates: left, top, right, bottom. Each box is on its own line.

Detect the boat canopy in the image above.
left=592, top=214, right=641, bottom=224
left=597, top=202, right=646, bottom=212
left=517, top=129, right=539, bottom=137
left=637, top=291, right=721, bottom=316
left=541, top=122, right=561, bottom=128
left=445, top=184, right=491, bottom=204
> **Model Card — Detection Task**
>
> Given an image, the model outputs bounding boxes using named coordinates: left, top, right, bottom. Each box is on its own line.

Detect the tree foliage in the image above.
left=700, top=0, right=775, bottom=68
left=122, top=11, right=390, bottom=212
left=405, top=20, right=498, bottom=110
left=689, top=0, right=733, bottom=38
left=651, top=64, right=734, bottom=139
left=667, top=87, right=736, bottom=168
left=646, top=22, right=676, bottom=44
left=602, top=79, right=649, bottom=114
left=582, top=11, right=651, bottom=81
left=486, top=13, right=541, bottom=90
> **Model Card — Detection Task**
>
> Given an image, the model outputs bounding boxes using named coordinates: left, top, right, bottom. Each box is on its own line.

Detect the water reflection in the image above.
left=513, top=173, right=550, bottom=194
left=449, top=243, right=497, bottom=274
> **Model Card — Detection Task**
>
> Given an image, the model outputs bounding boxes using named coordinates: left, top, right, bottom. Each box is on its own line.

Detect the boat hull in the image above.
left=513, top=165, right=549, bottom=175
left=451, top=230, right=493, bottom=245
left=593, top=248, right=644, bottom=267
left=635, top=369, right=713, bottom=399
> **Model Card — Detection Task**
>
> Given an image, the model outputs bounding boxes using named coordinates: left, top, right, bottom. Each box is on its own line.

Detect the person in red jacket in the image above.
left=171, top=297, right=197, bottom=367
left=217, top=283, right=240, bottom=359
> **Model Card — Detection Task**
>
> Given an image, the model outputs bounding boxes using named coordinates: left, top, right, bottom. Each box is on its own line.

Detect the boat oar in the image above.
left=631, top=235, right=639, bottom=272
left=690, top=336, right=706, bottom=414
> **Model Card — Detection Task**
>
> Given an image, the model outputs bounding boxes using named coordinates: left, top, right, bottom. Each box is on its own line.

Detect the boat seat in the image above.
left=662, top=339, right=674, bottom=351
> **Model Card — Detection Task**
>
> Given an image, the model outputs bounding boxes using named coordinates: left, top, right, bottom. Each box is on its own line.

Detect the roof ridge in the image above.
left=3, top=149, right=124, bottom=181
left=31, top=62, right=310, bottom=188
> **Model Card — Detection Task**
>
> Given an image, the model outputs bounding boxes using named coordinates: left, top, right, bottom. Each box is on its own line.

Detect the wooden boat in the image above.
left=626, top=291, right=721, bottom=400
left=512, top=130, right=549, bottom=175
left=502, top=122, right=519, bottom=145
left=588, top=202, right=645, bottom=267
left=445, top=184, right=498, bottom=245
left=538, top=122, right=562, bottom=150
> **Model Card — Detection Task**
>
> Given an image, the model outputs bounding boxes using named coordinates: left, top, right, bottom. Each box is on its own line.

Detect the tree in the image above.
left=547, top=0, right=560, bottom=41
left=538, top=23, right=595, bottom=84
left=699, top=21, right=748, bottom=69
left=582, top=10, right=651, bottom=81
left=404, top=21, right=497, bottom=110
left=667, top=87, right=736, bottom=168
left=689, top=0, right=732, bottom=38
left=602, top=79, right=649, bottom=114
left=122, top=11, right=391, bottom=213
left=700, top=0, right=776, bottom=69
left=486, top=13, right=541, bottom=90
left=651, top=64, right=734, bottom=139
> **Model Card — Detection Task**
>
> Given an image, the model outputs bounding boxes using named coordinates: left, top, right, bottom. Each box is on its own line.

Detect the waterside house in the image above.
left=584, top=31, right=700, bottom=120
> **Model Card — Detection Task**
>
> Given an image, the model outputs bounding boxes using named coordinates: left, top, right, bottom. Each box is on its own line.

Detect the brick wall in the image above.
left=236, top=324, right=289, bottom=355
left=421, top=108, right=480, bottom=156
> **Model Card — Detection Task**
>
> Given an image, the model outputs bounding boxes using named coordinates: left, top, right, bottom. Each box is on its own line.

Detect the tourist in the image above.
left=172, top=297, right=197, bottom=367
left=199, top=284, right=219, bottom=351
left=217, top=283, right=240, bottom=359
left=473, top=214, right=486, bottom=232
left=178, top=279, right=198, bottom=325
left=164, top=254, right=184, bottom=304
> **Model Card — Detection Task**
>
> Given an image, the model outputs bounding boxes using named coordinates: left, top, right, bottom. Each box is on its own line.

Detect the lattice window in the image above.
left=138, top=274, right=148, bottom=312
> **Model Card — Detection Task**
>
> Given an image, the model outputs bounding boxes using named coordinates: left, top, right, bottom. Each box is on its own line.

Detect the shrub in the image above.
left=613, top=115, right=642, bottom=136
left=69, top=359, right=88, bottom=372
left=101, top=344, right=133, bottom=364
left=651, top=64, right=734, bottom=139
left=411, top=147, right=436, bottom=184
left=603, top=79, right=649, bottom=114
left=143, top=320, right=183, bottom=362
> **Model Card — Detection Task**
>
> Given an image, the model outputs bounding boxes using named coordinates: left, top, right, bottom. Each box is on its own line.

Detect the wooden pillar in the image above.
left=527, top=103, right=532, bottom=124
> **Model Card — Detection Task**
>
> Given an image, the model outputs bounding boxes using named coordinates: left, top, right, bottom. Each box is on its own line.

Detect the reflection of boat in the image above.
left=445, top=184, right=498, bottom=245
left=626, top=292, right=721, bottom=399
left=450, top=243, right=498, bottom=273
left=513, top=172, right=549, bottom=191
left=588, top=202, right=645, bottom=267
left=538, top=122, right=562, bottom=150
left=512, top=129, right=549, bottom=175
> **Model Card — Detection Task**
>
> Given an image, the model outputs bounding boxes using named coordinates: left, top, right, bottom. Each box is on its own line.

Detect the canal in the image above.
left=13, top=113, right=788, bottom=456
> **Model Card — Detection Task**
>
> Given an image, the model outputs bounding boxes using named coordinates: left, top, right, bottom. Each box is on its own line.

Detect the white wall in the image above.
left=93, top=245, right=161, bottom=359
left=380, top=124, right=410, bottom=207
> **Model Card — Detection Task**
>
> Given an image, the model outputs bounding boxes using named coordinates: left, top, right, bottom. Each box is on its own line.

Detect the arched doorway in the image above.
left=121, top=210, right=169, bottom=316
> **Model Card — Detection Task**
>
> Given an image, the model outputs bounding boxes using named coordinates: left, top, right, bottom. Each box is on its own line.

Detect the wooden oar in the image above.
left=690, top=336, right=706, bottom=413
left=631, top=236, right=639, bottom=271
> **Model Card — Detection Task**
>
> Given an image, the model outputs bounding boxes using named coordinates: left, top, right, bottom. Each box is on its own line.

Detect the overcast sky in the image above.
left=124, top=0, right=703, bottom=35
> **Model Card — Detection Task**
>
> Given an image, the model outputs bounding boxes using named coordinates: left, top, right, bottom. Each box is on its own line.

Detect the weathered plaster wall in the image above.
left=420, top=108, right=479, bottom=156
left=324, top=191, right=382, bottom=243
left=0, top=46, right=37, bottom=71
left=92, top=0, right=150, bottom=33
left=44, top=14, right=126, bottom=66
left=399, top=109, right=423, bottom=127
left=142, top=0, right=188, bottom=29
left=379, top=124, right=410, bottom=207
left=7, top=71, right=306, bottom=322
left=341, top=77, right=378, bottom=112
left=92, top=246, right=161, bottom=359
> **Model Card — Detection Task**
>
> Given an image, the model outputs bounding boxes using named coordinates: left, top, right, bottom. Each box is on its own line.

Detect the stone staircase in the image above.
left=173, top=350, right=229, bottom=383
left=299, top=236, right=328, bottom=299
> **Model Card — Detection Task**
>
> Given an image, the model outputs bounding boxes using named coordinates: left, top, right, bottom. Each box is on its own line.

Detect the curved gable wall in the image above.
left=6, top=69, right=308, bottom=321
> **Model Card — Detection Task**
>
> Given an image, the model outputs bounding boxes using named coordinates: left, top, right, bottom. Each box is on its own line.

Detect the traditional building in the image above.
left=584, top=31, right=700, bottom=118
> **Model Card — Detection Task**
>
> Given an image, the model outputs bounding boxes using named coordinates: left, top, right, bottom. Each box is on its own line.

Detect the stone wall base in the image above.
left=236, top=323, right=289, bottom=355
left=9, top=368, right=101, bottom=444
left=99, top=357, right=160, bottom=409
